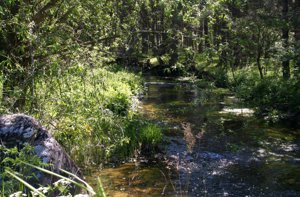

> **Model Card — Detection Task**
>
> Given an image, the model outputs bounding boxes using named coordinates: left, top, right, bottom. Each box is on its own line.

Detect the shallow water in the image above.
left=86, top=76, right=300, bottom=196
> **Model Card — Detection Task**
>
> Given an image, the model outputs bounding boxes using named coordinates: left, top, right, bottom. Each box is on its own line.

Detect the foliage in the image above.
left=30, top=64, right=142, bottom=165
left=21, top=61, right=160, bottom=165
left=1, top=1, right=300, bottom=196
left=0, top=144, right=46, bottom=196
left=231, top=69, right=300, bottom=123
left=1, top=0, right=299, bottom=123
left=0, top=146, right=102, bottom=197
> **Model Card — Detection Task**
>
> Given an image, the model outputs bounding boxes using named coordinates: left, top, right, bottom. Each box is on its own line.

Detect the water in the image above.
left=86, top=76, right=300, bottom=197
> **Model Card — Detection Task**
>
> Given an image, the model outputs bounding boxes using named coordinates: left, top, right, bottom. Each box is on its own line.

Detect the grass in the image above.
left=140, top=124, right=163, bottom=146
left=30, top=65, right=144, bottom=165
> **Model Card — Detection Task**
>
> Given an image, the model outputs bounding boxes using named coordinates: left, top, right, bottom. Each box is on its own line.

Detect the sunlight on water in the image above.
left=219, top=108, right=255, bottom=116
left=85, top=76, right=300, bottom=196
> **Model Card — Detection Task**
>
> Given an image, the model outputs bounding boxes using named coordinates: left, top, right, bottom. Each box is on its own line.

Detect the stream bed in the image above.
left=86, top=76, right=300, bottom=197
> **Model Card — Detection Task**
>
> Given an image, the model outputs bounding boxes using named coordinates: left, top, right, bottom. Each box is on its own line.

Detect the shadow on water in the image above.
left=86, top=76, right=300, bottom=197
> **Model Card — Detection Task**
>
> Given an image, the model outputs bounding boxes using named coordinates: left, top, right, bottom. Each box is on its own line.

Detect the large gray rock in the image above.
left=0, top=114, right=81, bottom=184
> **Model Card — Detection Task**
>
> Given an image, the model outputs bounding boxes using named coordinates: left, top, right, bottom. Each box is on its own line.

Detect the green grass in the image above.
left=31, top=66, right=143, bottom=165
left=140, top=124, right=163, bottom=145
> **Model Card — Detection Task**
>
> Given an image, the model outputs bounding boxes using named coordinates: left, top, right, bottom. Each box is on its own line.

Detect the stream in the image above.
left=86, top=76, right=300, bottom=197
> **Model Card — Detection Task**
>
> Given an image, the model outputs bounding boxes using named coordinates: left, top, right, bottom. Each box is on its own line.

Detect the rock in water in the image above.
left=0, top=114, right=81, bottom=184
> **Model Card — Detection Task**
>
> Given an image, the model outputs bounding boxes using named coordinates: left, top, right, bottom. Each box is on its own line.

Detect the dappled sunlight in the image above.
left=141, top=103, right=162, bottom=119
left=219, top=108, right=255, bottom=116
left=1, top=0, right=300, bottom=196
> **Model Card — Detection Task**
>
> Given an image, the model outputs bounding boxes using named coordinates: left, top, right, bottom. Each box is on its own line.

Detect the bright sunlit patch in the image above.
left=219, top=108, right=254, bottom=116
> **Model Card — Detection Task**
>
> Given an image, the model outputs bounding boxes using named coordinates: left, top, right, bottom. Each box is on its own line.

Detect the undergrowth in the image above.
left=31, top=64, right=157, bottom=166
left=229, top=68, right=300, bottom=125
left=0, top=63, right=163, bottom=195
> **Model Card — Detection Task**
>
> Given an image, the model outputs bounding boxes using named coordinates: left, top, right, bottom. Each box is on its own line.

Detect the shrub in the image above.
left=32, top=65, right=142, bottom=165
left=232, top=69, right=300, bottom=123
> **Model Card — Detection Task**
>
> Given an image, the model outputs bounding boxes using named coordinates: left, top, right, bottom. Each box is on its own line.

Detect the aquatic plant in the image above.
left=140, top=123, right=163, bottom=146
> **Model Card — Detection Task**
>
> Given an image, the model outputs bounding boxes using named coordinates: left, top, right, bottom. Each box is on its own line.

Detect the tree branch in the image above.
left=32, top=0, right=60, bottom=25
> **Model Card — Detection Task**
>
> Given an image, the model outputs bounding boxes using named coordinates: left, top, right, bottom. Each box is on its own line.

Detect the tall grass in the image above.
left=31, top=65, right=143, bottom=165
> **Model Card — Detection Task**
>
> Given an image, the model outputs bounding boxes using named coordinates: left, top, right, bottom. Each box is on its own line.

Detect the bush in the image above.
left=231, top=70, right=260, bottom=102
left=32, top=65, right=143, bottom=165
left=232, top=69, right=300, bottom=123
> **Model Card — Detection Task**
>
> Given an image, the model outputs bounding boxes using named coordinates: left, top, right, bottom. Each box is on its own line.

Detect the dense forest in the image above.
left=1, top=0, right=300, bottom=196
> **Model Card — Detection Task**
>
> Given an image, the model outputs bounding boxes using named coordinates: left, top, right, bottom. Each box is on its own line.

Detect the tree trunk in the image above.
left=140, top=3, right=149, bottom=54
left=204, top=17, right=210, bottom=48
left=149, top=0, right=155, bottom=53
left=294, top=0, right=300, bottom=78
left=257, top=50, right=264, bottom=79
left=282, top=0, right=290, bottom=80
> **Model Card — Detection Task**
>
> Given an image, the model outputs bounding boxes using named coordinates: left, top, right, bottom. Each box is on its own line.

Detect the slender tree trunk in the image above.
left=140, top=3, right=149, bottom=54
left=282, top=0, right=290, bottom=80
left=149, top=0, right=155, bottom=52
left=257, top=47, right=264, bottom=79
left=294, top=0, right=300, bottom=78
left=204, top=17, right=210, bottom=48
